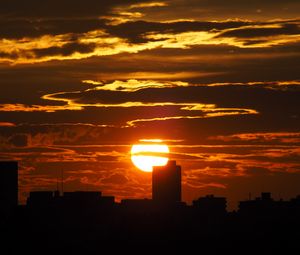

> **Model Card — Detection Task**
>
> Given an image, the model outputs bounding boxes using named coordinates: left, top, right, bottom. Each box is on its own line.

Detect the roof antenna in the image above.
left=61, top=169, right=64, bottom=195
left=57, top=175, right=59, bottom=193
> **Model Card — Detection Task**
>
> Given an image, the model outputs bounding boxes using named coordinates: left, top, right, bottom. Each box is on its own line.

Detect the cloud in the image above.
left=39, top=79, right=298, bottom=115
left=144, top=23, right=300, bottom=48
left=0, top=123, right=124, bottom=149
left=2, top=78, right=300, bottom=132
left=1, top=19, right=299, bottom=63
left=0, top=122, right=15, bottom=127
left=0, top=79, right=298, bottom=144
left=0, top=19, right=106, bottom=40
left=129, top=2, right=168, bottom=9
left=101, top=173, right=129, bottom=184
left=8, top=134, right=28, bottom=147
left=0, top=30, right=132, bottom=63
left=217, top=23, right=300, bottom=39
left=0, top=103, right=82, bottom=112
left=126, top=107, right=257, bottom=127
left=2, top=123, right=299, bottom=207
left=185, top=181, right=227, bottom=190
left=210, top=132, right=300, bottom=144
left=16, top=80, right=253, bottom=126
left=32, top=42, right=97, bottom=58
left=0, top=0, right=154, bottom=19
left=106, top=20, right=250, bottom=43
left=85, top=79, right=189, bottom=91
left=143, top=0, right=300, bottom=21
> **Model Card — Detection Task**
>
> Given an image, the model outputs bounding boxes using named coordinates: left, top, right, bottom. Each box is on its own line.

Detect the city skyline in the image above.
left=0, top=0, right=300, bottom=211
left=2, top=159, right=300, bottom=212
left=1, top=159, right=300, bottom=253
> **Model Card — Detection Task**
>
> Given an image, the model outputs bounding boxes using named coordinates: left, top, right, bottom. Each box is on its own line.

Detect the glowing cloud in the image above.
left=1, top=20, right=299, bottom=63
left=86, top=79, right=189, bottom=91
left=126, top=107, right=258, bottom=127
left=0, top=122, right=16, bottom=127
left=129, top=2, right=168, bottom=9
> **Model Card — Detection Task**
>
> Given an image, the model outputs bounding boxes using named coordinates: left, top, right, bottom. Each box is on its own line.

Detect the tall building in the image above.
left=0, top=161, right=18, bottom=211
left=152, top=160, right=181, bottom=204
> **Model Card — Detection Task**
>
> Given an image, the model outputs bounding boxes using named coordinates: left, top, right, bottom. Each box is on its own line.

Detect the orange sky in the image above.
left=0, top=0, right=300, bottom=210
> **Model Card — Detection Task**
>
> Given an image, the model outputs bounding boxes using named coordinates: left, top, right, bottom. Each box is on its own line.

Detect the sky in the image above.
left=0, top=0, right=300, bottom=210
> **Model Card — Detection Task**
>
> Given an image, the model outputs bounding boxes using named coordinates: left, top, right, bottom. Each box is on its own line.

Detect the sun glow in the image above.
left=131, top=141, right=169, bottom=172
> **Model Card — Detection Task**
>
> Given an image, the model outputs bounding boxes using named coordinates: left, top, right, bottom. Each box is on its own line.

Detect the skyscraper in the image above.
left=152, top=160, right=181, bottom=204
left=0, top=161, right=18, bottom=212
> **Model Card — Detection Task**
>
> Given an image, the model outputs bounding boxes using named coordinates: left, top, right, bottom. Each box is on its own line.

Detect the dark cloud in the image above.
left=0, top=0, right=153, bottom=18
left=0, top=16, right=299, bottom=64
left=173, top=0, right=299, bottom=8
left=50, top=83, right=300, bottom=115
left=0, top=51, right=18, bottom=60
left=107, top=20, right=300, bottom=45
left=0, top=19, right=105, bottom=39
left=155, top=0, right=300, bottom=20
left=244, top=167, right=271, bottom=176
left=218, top=23, right=300, bottom=38
left=8, top=134, right=28, bottom=147
left=33, top=42, right=96, bottom=58
left=107, top=20, right=251, bottom=43
left=0, top=123, right=131, bottom=147
left=0, top=80, right=299, bottom=146
left=101, top=173, right=129, bottom=184
left=210, top=132, right=300, bottom=145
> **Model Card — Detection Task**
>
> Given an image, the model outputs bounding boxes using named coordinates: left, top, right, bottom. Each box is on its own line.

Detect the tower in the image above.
left=152, top=160, right=181, bottom=204
left=0, top=161, right=18, bottom=212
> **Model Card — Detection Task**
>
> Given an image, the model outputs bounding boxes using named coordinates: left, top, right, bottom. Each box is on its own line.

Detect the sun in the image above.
left=131, top=140, right=169, bottom=172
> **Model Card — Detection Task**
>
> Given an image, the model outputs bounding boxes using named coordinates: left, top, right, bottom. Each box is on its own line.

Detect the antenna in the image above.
left=57, top=174, right=59, bottom=194
left=61, top=169, right=64, bottom=195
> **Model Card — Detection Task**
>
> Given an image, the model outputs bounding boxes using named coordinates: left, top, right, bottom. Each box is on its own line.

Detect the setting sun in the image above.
left=131, top=141, right=169, bottom=172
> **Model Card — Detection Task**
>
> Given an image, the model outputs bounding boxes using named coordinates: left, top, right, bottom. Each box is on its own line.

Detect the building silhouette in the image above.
left=0, top=161, right=18, bottom=214
left=152, top=160, right=181, bottom=204
left=26, top=191, right=56, bottom=207
left=239, top=192, right=274, bottom=215
left=193, top=194, right=227, bottom=216
left=27, top=190, right=115, bottom=209
left=120, top=198, right=154, bottom=213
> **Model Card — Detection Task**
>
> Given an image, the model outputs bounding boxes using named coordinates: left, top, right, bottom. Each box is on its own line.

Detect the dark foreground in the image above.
left=2, top=201, right=300, bottom=254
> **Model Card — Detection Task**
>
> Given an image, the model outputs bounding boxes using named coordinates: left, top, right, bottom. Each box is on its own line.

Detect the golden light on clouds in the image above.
left=145, top=29, right=300, bottom=49
left=0, top=122, right=16, bottom=127
left=0, top=80, right=259, bottom=126
left=86, top=79, right=189, bottom=91
left=1, top=21, right=299, bottom=64
left=129, top=2, right=168, bottom=9
left=82, top=80, right=103, bottom=85
left=126, top=106, right=258, bottom=127
left=0, top=103, right=82, bottom=112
